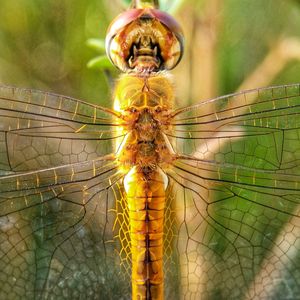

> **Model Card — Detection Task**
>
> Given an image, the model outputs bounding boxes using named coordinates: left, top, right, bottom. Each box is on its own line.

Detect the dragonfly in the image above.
left=0, top=0, right=300, bottom=299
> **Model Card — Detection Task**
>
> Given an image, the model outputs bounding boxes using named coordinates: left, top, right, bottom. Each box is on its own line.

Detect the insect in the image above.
left=0, top=0, right=300, bottom=299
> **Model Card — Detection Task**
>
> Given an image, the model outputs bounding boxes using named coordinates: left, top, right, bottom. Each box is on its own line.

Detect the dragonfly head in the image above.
left=106, top=8, right=184, bottom=73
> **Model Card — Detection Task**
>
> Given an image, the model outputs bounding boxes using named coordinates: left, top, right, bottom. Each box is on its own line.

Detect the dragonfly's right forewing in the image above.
left=0, top=85, right=124, bottom=174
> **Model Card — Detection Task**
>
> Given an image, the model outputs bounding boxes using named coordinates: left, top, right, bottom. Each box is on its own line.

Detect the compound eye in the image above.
left=106, top=9, right=142, bottom=46
left=105, top=9, right=143, bottom=72
left=150, top=10, right=184, bottom=69
left=105, top=8, right=184, bottom=72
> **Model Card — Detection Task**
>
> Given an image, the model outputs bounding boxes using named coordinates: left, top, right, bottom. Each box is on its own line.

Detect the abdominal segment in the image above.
left=124, top=167, right=166, bottom=300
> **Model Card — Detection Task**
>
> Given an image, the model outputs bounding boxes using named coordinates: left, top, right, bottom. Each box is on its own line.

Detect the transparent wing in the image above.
left=0, top=157, right=132, bottom=299
left=165, top=159, right=300, bottom=299
left=0, top=85, right=124, bottom=174
left=169, top=84, right=300, bottom=175
left=0, top=86, right=132, bottom=299
left=164, top=84, right=300, bottom=299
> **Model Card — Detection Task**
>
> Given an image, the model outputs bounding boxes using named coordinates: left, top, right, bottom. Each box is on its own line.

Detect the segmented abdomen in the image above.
left=124, top=167, right=166, bottom=300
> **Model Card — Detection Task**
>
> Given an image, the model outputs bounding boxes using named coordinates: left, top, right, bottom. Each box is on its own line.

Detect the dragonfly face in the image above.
left=0, top=1, right=300, bottom=300
left=106, top=8, right=183, bottom=72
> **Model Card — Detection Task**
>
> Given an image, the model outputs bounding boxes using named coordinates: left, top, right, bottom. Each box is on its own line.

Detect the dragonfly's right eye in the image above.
left=105, top=8, right=184, bottom=73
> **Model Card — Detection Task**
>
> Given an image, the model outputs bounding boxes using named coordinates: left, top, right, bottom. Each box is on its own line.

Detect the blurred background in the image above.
left=1, top=1, right=300, bottom=299
left=1, top=0, right=300, bottom=107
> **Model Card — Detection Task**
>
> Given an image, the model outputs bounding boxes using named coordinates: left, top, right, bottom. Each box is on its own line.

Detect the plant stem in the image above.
left=131, top=0, right=159, bottom=9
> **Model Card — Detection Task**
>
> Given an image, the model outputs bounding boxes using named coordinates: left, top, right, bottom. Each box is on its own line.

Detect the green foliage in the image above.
left=87, top=55, right=114, bottom=69
left=86, top=38, right=114, bottom=70
left=0, top=0, right=300, bottom=102
left=86, top=38, right=106, bottom=52
left=121, top=0, right=185, bottom=12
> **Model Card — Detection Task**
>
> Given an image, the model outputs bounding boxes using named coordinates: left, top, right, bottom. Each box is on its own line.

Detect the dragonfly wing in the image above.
left=164, top=84, right=300, bottom=299
left=0, top=158, right=131, bottom=299
left=166, top=158, right=300, bottom=299
left=169, top=84, right=300, bottom=175
left=0, top=86, right=132, bottom=299
left=0, top=85, right=123, bottom=174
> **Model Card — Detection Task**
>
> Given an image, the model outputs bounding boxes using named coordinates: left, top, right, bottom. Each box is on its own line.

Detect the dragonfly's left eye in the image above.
left=106, top=8, right=184, bottom=73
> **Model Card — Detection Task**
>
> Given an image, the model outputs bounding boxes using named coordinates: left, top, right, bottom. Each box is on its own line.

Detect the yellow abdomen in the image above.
left=124, top=167, right=166, bottom=300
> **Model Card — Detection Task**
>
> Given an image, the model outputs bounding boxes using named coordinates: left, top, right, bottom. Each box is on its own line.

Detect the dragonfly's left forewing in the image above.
left=169, top=84, right=300, bottom=175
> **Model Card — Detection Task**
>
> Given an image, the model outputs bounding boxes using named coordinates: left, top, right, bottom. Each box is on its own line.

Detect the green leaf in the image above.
left=165, top=0, right=185, bottom=14
left=87, top=55, right=114, bottom=69
left=86, top=38, right=106, bottom=53
left=122, top=0, right=131, bottom=6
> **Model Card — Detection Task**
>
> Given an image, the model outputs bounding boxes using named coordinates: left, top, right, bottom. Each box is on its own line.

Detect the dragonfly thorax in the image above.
left=135, top=108, right=159, bottom=141
left=114, top=74, right=174, bottom=173
left=117, top=107, right=170, bottom=172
